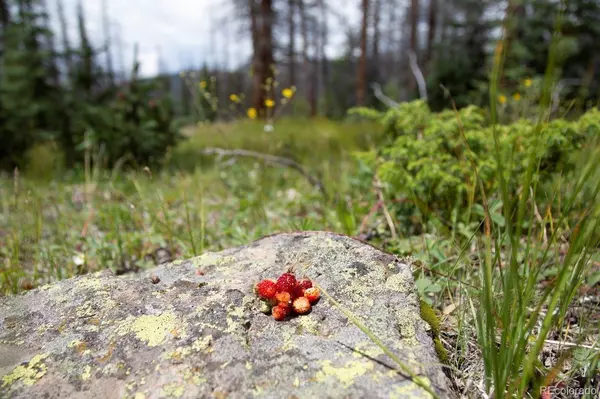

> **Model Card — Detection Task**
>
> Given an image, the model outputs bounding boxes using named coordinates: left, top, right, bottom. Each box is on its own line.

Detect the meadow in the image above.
left=2, top=104, right=600, bottom=396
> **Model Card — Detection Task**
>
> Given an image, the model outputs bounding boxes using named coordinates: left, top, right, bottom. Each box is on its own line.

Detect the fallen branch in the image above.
left=370, top=82, right=400, bottom=108
left=201, top=147, right=325, bottom=193
left=408, top=50, right=428, bottom=101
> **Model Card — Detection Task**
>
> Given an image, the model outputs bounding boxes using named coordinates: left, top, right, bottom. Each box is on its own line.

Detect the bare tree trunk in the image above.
left=101, top=0, right=114, bottom=86
left=356, top=0, right=369, bottom=106
left=249, top=0, right=275, bottom=116
left=318, top=0, right=328, bottom=115
left=56, top=0, right=74, bottom=80
left=372, top=0, right=380, bottom=82
left=425, top=0, right=437, bottom=72
left=287, top=0, right=296, bottom=87
left=408, top=0, right=419, bottom=94
left=310, top=13, right=319, bottom=116
left=298, top=0, right=316, bottom=116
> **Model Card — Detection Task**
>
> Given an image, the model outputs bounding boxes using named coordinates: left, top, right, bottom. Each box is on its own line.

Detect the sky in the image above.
left=52, top=0, right=361, bottom=77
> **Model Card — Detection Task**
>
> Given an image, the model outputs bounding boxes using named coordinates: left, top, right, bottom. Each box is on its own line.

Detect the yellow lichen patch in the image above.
left=351, top=342, right=384, bottom=359
left=192, top=335, right=213, bottom=353
left=164, top=346, right=193, bottom=361
left=279, top=325, right=297, bottom=351
left=38, top=283, right=61, bottom=293
left=116, top=312, right=182, bottom=347
left=1, top=353, right=49, bottom=388
left=389, top=377, right=433, bottom=399
left=134, top=393, right=147, bottom=399
left=385, top=270, right=412, bottom=292
left=76, top=277, right=105, bottom=291
left=297, top=314, right=319, bottom=335
left=36, top=323, right=52, bottom=334
left=315, top=360, right=374, bottom=388
left=160, top=382, right=185, bottom=398
left=81, top=365, right=92, bottom=381
left=394, top=308, right=419, bottom=346
left=192, top=253, right=235, bottom=269
left=340, top=266, right=385, bottom=308
left=76, top=302, right=96, bottom=318
left=183, top=367, right=206, bottom=386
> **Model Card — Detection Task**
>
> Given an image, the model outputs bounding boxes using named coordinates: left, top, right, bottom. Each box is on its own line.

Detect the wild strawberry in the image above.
left=272, top=305, right=290, bottom=321
left=276, top=272, right=297, bottom=294
left=256, top=279, right=277, bottom=299
left=292, top=297, right=311, bottom=315
left=295, top=278, right=313, bottom=297
left=297, top=279, right=313, bottom=290
left=275, top=291, right=291, bottom=306
left=304, top=287, right=321, bottom=304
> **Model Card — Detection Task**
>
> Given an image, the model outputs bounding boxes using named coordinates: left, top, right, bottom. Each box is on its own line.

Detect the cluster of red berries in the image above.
left=255, top=272, right=321, bottom=321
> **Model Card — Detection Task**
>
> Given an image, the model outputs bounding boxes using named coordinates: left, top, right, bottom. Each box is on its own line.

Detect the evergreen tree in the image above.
left=0, top=0, right=62, bottom=168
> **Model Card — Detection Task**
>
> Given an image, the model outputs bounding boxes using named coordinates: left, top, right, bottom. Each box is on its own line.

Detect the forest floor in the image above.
left=1, top=117, right=599, bottom=397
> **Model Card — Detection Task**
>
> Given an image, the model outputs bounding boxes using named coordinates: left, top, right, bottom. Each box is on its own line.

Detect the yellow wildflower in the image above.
left=265, top=99, right=275, bottom=108
left=229, top=94, right=240, bottom=103
left=282, top=87, right=294, bottom=99
left=513, top=93, right=521, bottom=101
left=199, top=81, right=207, bottom=89
left=498, top=94, right=507, bottom=104
left=524, top=78, right=532, bottom=87
left=247, top=107, right=257, bottom=119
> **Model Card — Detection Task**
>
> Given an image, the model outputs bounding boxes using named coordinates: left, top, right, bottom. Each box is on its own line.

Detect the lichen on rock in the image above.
left=2, top=353, right=49, bottom=388
left=0, top=232, right=450, bottom=398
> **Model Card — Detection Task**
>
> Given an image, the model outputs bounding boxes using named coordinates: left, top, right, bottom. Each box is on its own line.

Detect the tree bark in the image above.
left=372, top=0, right=380, bottom=82
left=249, top=0, right=275, bottom=116
left=298, top=0, right=316, bottom=116
left=56, top=0, right=74, bottom=79
left=408, top=0, right=419, bottom=94
left=101, top=0, right=114, bottom=86
left=356, top=0, right=369, bottom=106
left=425, top=0, right=437, bottom=71
left=318, top=0, right=328, bottom=115
left=287, top=0, right=296, bottom=87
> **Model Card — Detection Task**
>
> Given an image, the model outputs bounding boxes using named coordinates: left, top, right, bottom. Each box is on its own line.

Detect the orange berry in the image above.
left=293, top=297, right=311, bottom=315
left=304, top=287, right=321, bottom=304
left=272, top=305, right=289, bottom=321
left=275, top=291, right=291, bottom=305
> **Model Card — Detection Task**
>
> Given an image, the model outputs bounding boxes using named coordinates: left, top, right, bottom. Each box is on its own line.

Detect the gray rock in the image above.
left=0, top=232, right=450, bottom=398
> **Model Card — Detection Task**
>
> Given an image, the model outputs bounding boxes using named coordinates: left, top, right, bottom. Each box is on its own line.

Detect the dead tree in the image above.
left=356, top=0, right=369, bottom=106
left=249, top=0, right=275, bottom=116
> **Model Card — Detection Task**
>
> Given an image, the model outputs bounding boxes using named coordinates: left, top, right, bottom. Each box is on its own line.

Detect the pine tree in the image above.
left=0, top=0, right=62, bottom=168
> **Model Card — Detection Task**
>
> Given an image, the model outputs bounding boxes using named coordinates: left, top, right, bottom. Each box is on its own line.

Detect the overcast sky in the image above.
left=52, top=0, right=361, bottom=77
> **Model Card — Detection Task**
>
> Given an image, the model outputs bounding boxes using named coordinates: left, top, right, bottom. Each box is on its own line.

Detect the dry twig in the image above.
left=201, top=147, right=324, bottom=193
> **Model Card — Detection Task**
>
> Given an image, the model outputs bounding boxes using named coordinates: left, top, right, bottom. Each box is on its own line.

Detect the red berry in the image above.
left=256, top=279, right=277, bottom=299
left=304, top=287, right=321, bottom=304
left=276, top=273, right=297, bottom=294
left=272, top=305, right=289, bottom=321
left=297, top=279, right=313, bottom=290
left=292, top=297, right=311, bottom=315
left=275, top=291, right=291, bottom=305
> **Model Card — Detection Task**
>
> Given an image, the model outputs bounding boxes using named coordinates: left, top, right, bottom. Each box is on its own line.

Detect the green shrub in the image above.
left=351, top=100, right=596, bottom=228
left=24, top=143, right=64, bottom=181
